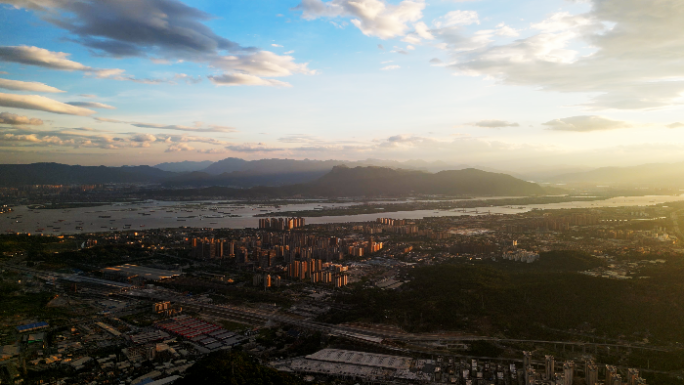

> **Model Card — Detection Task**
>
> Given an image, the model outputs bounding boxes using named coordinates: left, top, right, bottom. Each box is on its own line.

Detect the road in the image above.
left=125, top=289, right=676, bottom=353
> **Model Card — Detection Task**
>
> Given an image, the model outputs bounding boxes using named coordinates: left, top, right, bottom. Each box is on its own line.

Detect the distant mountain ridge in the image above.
left=0, top=162, right=544, bottom=197
left=0, top=163, right=175, bottom=186
left=149, top=166, right=546, bottom=198
left=306, top=166, right=545, bottom=196
left=545, top=161, right=684, bottom=187
left=153, top=160, right=214, bottom=172
left=158, top=157, right=521, bottom=188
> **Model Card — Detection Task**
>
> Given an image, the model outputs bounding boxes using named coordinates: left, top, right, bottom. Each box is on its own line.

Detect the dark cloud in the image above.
left=7, top=0, right=254, bottom=59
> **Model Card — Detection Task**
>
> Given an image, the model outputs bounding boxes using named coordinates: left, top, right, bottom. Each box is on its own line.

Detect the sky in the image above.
left=1, top=0, right=684, bottom=171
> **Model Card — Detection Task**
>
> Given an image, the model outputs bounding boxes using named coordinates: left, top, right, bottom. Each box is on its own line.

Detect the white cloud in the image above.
left=212, top=51, right=313, bottom=77
left=0, top=78, right=64, bottom=93
left=271, top=44, right=284, bottom=48
left=414, top=21, right=434, bottom=40
left=381, top=65, right=400, bottom=70
left=543, top=115, right=630, bottom=132
left=0, top=112, right=43, bottom=125
left=225, top=143, right=284, bottom=152
left=294, top=0, right=426, bottom=39
left=95, top=118, right=238, bottom=133
left=666, top=122, right=684, bottom=129
left=0, top=92, right=96, bottom=115
left=441, top=0, right=684, bottom=110
left=197, top=148, right=228, bottom=154
left=67, top=101, right=116, bottom=110
left=208, top=73, right=292, bottom=87
left=471, top=120, right=519, bottom=128
left=166, top=143, right=194, bottom=152
left=0, top=45, right=88, bottom=71
left=433, top=10, right=479, bottom=28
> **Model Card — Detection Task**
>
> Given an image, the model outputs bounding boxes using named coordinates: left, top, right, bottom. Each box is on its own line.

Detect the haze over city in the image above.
left=1, top=0, right=683, bottom=170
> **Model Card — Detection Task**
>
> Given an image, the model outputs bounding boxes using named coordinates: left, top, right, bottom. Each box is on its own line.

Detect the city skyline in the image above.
left=1, top=0, right=684, bottom=170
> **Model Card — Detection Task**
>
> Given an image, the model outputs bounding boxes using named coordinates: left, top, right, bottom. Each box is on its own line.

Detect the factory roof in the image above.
left=306, top=349, right=413, bottom=370
left=102, top=264, right=182, bottom=281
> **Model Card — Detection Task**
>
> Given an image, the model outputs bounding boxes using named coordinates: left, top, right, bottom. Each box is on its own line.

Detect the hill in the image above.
left=147, top=166, right=545, bottom=198
left=153, top=160, right=214, bottom=172
left=306, top=166, right=545, bottom=196
left=0, top=163, right=175, bottom=186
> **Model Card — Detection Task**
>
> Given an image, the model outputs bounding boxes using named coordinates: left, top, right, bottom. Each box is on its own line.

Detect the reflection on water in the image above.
left=3, top=195, right=683, bottom=235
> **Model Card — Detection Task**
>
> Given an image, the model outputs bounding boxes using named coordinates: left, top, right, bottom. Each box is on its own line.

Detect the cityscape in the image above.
left=3, top=0, right=684, bottom=384
left=2, top=196, right=684, bottom=384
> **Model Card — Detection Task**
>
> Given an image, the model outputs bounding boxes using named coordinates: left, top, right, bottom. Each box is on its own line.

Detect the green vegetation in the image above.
left=321, top=250, right=684, bottom=358
left=26, top=244, right=152, bottom=271
left=0, top=234, right=63, bottom=254
left=174, top=351, right=312, bottom=385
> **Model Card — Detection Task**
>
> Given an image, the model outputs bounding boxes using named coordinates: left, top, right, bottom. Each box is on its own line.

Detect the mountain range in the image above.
left=544, top=162, right=684, bottom=187
left=0, top=162, right=546, bottom=198
left=3, top=158, right=684, bottom=192
left=146, top=166, right=546, bottom=199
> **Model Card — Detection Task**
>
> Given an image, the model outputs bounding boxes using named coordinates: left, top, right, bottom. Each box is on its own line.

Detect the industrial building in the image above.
left=102, top=264, right=183, bottom=282
left=289, top=349, right=430, bottom=382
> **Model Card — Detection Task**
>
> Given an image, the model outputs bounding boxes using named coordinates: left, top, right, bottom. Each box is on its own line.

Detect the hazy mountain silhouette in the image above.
left=545, top=162, right=684, bottom=187
left=153, top=160, right=214, bottom=172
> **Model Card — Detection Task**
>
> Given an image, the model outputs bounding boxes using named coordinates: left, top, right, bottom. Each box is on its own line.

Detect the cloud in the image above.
left=471, top=120, right=519, bottom=128
left=0, top=78, right=65, bottom=93
left=93, top=117, right=123, bottom=123
left=208, top=73, right=292, bottom=87
left=0, top=112, right=43, bottom=125
left=4, top=0, right=250, bottom=59
left=132, top=122, right=238, bottom=133
left=543, top=115, right=630, bottom=132
left=211, top=51, right=313, bottom=77
left=67, top=101, right=116, bottom=110
left=0, top=125, right=125, bottom=149
left=378, top=44, right=384, bottom=50
left=0, top=45, right=163, bottom=84
left=173, top=73, right=202, bottom=84
left=440, top=0, right=684, bottom=110
left=95, top=118, right=238, bottom=133
left=130, top=133, right=157, bottom=147
left=197, top=148, right=228, bottom=154
left=0, top=92, right=96, bottom=115
left=294, top=0, right=426, bottom=39
left=0, top=45, right=88, bottom=70
left=166, top=143, right=195, bottom=152
left=271, top=44, right=283, bottom=48
left=278, top=134, right=320, bottom=143
left=666, top=122, right=684, bottom=129
left=207, top=51, right=313, bottom=86
left=381, top=65, right=400, bottom=70
left=79, top=94, right=97, bottom=98
left=4, top=3, right=311, bottom=88
left=433, top=10, right=479, bottom=28
left=225, top=143, right=284, bottom=152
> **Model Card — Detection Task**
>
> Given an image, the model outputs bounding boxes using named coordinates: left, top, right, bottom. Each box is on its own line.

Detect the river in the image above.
left=3, top=195, right=683, bottom=235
